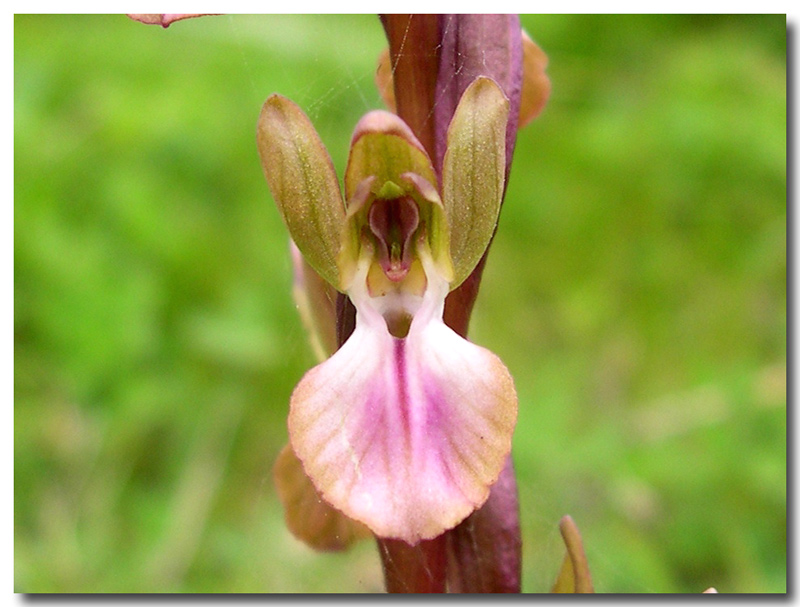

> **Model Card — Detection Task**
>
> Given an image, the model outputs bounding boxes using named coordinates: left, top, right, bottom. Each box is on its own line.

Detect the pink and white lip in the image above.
left=288, top=248, right=517, bottom=544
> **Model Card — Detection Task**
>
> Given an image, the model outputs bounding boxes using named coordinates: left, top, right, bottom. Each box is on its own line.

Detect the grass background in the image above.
left=14, top=14, right=785, bottom=593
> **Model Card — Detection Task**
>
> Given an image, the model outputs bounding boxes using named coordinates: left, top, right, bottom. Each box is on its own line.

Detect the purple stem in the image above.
left=377, top=537, right=448, bottom=593
left=356, top=14, right=525, bottom=593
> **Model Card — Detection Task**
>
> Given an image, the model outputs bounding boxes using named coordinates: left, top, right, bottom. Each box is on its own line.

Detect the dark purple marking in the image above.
left=393, top=338, right=411, bottom=444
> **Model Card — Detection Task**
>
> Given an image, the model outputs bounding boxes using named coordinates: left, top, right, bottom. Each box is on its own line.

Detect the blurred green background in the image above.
left=14, top=14, right=785, bottom=593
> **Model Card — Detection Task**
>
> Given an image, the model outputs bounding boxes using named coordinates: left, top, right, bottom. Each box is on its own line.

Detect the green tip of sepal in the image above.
left=257, top=94, right=346, bottom=288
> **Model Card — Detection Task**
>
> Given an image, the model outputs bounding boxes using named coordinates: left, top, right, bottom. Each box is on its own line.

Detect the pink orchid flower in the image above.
left=257, top=77, right=518, bottom=545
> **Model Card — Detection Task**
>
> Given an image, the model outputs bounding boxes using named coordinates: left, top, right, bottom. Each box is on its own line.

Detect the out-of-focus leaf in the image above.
left=551, top=516, right=594, bottom=593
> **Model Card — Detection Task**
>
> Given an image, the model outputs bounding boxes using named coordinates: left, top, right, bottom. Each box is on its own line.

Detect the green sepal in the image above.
left=257, top=94, right=345, bottom=288
left=442, top=77, right=509, bottom=289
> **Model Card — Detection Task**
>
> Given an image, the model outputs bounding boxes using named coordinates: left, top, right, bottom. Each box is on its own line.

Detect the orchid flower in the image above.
left=257, top=77, right=517, bottom=545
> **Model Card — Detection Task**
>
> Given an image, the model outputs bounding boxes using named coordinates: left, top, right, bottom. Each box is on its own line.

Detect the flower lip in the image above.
left=287, top=246, right=518, bottom=544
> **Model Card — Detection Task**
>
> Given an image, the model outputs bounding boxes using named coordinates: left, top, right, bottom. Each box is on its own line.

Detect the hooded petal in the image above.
left=339, top=112, right=453, bottom=291
left=344, top=110, right=437, bottom=202
left=442, top=77, right=509, bottom=288
left=288, top=257, right=517, bottom=544
left=257, top=94, right=345, bottom=287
